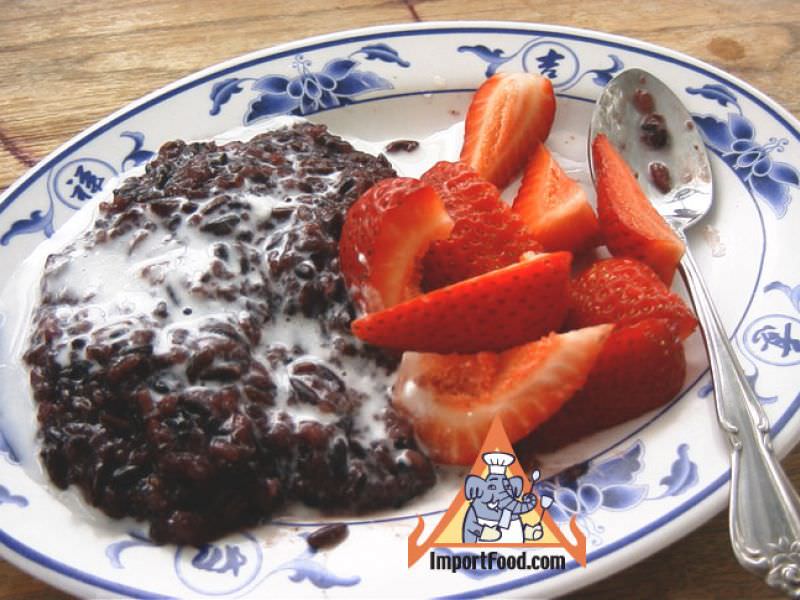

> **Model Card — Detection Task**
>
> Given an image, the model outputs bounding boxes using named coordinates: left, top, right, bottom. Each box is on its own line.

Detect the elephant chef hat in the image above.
left=482, top=452, right=515, bottom=475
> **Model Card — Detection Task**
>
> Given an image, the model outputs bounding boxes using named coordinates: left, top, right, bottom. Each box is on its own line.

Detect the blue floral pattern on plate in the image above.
left=654, top=444, right=699, bottom=498
left=106, top=530, right=358, bottom=594
left=96, top=439, right=699, bottom=585
left=536, top=441, right=698, bottom=545
left=0, top=195, right=54, bottom=246
left=0, top=485, right=28, bottom=508
left=209, top=43, right=409, bottom=124
left=0, top=131, right=154, bottom=247
left=119, top=131, right=155, bottom=171
left=689, top=84, right=800, bottom=219
left=0, top=23, right=797, bottom=599
left=264, top=547, right=360, bottom=590
left=105, top=532, right=158, bottom=569
left=697, top=282, right=784, bottom=405
left=698, top=336, right=779, bottom=405
left=765, top=281, right=800, bottom=313
left=458, top=37, right=623, bottom=90
left=698, top=362, right=778, bottom=405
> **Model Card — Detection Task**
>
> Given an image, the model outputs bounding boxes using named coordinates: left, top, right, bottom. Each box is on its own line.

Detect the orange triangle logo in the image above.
left=407, top=416, right=587, bottom=568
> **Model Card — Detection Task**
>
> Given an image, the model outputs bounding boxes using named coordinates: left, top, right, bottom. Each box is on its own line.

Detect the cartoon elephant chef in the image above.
left=462, top=452, right=553, bottom=543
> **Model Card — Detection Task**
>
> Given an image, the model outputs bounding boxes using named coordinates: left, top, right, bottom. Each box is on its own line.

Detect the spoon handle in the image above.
left=679, top=238, right=800, bottom=597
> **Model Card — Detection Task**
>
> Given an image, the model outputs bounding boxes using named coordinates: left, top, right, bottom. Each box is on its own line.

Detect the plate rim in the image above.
left=1, top=19, right=799, bottom=598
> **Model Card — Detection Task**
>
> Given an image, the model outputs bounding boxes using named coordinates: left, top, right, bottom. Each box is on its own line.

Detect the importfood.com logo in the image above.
left=408, top=417, right=587, bottom=574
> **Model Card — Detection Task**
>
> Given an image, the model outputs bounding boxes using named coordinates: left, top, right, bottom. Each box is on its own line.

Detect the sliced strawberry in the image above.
left=568, top=257, right=697, bottom=340
left=421, top=160, right=542, bottom=290
left=353, top=252, right=571, bottom=353
left=513, top=142, right=600, bottom=253
left=461, top=72, right=556, bottom=188
left=527, top=318, right=686, bottom=452
left=592, top=134, right=684, bottom=284
left=339, top=177, right=453, bottom=312
left=393, top=324, right=613, bottom=465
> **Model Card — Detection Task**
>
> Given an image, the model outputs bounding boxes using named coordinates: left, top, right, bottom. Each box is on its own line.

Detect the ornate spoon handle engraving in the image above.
left=679, top=238, right=800, bottom=597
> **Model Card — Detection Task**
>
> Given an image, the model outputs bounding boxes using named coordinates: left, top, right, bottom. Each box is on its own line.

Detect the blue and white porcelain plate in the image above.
left=1, top=21, right=800, bottom=598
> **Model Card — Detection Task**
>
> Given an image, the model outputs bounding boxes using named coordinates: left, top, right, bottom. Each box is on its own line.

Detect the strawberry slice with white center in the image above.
left=339, top=177, right=454, bottom=313
left=352, top=251, right=572, bottom=354
left=513, top=142, right=600, bottom=253
left=393, top=324, right=614, bottom=465
left=460, top=72, right=556, bottom=188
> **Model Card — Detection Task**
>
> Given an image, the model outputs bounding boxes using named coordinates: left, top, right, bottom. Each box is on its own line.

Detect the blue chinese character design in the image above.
left=744, top=315, right=800, bottom=366
left=753, top=323, right=800, bottom=357
left=458, top=37, right=619, bottom=91
left=0, top=130, right=151, bottom=246
left=192, top=543, right=248, bottom=576
left=536, top=48, right=565, bottom=79
left=66, top=165, right=105, bottom=202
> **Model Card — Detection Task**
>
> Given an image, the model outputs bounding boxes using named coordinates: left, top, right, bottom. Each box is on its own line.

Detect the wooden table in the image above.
left=2, top=1, right=799, bottom=597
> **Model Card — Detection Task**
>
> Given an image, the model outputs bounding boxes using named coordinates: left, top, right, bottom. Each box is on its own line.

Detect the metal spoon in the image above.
left=590, top=67, right=800, bottom=597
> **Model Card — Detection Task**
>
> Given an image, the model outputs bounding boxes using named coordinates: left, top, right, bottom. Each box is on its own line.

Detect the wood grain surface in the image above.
left=1, top=1, right=799, bottom=598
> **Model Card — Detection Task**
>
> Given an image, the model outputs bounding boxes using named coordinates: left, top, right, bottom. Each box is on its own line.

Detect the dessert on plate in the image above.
left=14, top=71, right=697, bottom=545
left=22, top=122, right=435, bottom=544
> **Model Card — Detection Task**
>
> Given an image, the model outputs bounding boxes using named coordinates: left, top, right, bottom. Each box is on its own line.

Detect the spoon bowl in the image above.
left=589, top=67, right=713, bottom=230
left=589, top=68, right=800, bottom=599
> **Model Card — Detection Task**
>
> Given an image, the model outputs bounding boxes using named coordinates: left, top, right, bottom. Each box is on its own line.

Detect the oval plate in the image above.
left=2, top=21, right=800, bottom=598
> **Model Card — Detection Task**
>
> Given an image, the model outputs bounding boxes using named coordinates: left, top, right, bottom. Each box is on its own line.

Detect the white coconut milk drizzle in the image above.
left=0, top=116, right=585, bottom=477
